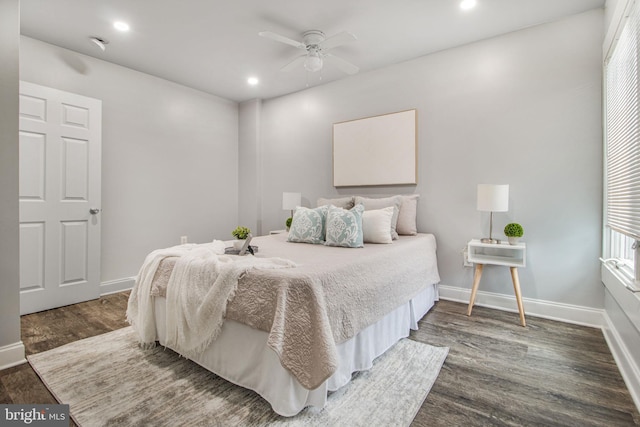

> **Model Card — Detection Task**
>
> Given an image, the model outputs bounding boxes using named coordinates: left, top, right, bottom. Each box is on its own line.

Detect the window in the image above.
left=604, top=0, right=640, bottom=283
left=606, top=228, right=636, bottom=281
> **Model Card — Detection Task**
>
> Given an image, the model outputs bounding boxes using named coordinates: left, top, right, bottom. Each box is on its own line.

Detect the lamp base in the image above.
left=480, top=237, right=501, bottom=244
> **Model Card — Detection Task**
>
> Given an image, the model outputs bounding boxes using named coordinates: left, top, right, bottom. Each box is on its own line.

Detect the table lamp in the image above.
left=477, top=184, right=509, bottom=244
left=282, top=192, right=301, bottom=218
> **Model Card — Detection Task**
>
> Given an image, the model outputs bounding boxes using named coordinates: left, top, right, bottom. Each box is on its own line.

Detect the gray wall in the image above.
left=0, top=0, right=21, bottom=354
left=238, top=99, right=262, bottom=235
left=20, top=37, right=240, bottom=283
left=605, top=0, right=622, bottom=30
left=250, top=10, right=604, bottom=308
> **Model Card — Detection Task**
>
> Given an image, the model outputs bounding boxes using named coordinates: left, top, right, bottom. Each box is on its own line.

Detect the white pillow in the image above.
left=362, top=207, right=394, bottom=244
left=354, top=195, right=402, bottom=239
left=397, top=194, right=419, bottom=235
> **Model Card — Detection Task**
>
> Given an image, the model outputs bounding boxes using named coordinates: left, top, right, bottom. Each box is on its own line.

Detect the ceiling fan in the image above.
left=259, top=30, right=359, bottom=75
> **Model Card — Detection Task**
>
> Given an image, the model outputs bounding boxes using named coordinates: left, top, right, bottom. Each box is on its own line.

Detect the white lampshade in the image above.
left=477, top=184, right=509, bottom=212
left=282, top=192, right=301, bottom=211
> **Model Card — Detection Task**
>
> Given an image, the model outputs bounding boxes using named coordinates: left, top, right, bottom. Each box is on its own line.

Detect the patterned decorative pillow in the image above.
left=324, top=204, right=364, bottom=248
left=287, top=205, right=328, bottom=244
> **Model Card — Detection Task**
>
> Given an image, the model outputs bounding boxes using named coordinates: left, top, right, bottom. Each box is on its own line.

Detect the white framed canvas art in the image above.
left=333, top=109, right=417, bottom=187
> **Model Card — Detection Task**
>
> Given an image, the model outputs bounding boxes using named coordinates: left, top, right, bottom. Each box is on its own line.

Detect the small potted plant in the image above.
left=504, top=223, right=524, bottom=245
left=231, top=226, right=251, bottom=249
left=285, top=217, right=292, bottom=232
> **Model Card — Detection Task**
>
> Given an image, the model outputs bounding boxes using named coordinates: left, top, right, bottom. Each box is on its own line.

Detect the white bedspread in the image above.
left=145, top=233, right=440, bottom=389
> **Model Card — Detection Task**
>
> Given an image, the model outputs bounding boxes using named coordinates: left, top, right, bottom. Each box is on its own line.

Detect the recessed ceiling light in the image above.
left=113, top=21, right=130, bottom=32
left=247, top=77, right=259, bottom=86
left=460, top=0, right=477, bottom=10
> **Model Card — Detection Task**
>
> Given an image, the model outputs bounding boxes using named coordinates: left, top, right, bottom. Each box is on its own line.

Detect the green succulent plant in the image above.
left=285, top=217, right=292, bottom=229
left=231, top=226, right=251, bottom=240
left=504, top=223, right=524, bottom=238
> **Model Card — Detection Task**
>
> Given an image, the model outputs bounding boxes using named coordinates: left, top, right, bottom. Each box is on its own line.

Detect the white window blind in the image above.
left=606, top=0, right=640, bottom=241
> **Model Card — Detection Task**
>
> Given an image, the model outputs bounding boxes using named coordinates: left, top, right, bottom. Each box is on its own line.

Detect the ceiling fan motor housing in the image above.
left=303, top=30, right=326, bottom=48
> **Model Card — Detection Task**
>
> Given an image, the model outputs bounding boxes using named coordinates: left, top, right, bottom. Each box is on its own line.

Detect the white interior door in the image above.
left=19, top=81, right=102, bottom=315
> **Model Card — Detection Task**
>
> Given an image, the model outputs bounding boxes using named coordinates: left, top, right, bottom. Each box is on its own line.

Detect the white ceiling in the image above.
left=20, top=0, right=605, bottom=103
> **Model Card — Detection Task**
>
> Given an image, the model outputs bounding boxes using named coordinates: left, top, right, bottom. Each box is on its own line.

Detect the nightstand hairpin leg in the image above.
left=510, top=267, right=526, bottom=327
left=467, top=264, right=483, bottom=316
left=467, top=263, right=526, bottom=327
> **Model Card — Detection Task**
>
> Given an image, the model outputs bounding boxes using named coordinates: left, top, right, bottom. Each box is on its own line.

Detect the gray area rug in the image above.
left=28, top=327, right=448, bottom=427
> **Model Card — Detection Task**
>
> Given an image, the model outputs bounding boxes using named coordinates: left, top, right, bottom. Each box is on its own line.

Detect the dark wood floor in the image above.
left=0, top=291, right=130, bottom=417
left=413, top=302, right=640, bottom=426
left=1, top=292, right=638, bottom=426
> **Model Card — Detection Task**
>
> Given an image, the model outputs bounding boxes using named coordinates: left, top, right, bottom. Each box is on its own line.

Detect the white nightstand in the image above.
left=466, top=239, right=527, bottom=326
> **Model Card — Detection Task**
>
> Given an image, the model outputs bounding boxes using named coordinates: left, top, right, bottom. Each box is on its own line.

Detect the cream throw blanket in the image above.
left=126, top=241, right=296, bottom=357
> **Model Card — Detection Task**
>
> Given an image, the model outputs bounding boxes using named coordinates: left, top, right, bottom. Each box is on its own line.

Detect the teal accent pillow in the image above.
left=287, top=205, right=328, bottom=244
left=324, top=204, right=364, bottom=248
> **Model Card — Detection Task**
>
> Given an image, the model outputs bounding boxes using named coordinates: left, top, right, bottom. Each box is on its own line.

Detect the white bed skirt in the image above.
left=153, top=283, right=438, bottom=416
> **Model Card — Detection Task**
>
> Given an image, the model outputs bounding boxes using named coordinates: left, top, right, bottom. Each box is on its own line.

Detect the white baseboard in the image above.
left=100, top=277, right=135, bottom=296
left=438, top=284, right=604, bottom=328
left=0, top=341, right=26, bottom=371
left=602, top=312, right=640, bottom=412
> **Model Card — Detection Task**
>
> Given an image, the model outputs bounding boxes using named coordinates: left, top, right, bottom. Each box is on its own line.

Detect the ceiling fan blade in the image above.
left=319, top=31, right=357, bottom=51
left=281, top=55, right=307, bottom=72
left=325, top=53, right=359, bottom=75
left=259, top=31, right=306, bottom=49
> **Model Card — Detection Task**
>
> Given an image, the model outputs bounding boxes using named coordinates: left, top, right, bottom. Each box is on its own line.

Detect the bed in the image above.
left=128, top=231, right=440, bottom=416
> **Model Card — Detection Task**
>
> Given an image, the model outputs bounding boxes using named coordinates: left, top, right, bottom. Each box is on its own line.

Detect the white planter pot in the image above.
left=233, top=239, right=245, bottom=250
left=507, top=236, right=520, bottom=245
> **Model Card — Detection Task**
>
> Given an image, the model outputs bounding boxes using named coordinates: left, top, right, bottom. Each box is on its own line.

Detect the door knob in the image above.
left=89, top=208, right=100, bottom=215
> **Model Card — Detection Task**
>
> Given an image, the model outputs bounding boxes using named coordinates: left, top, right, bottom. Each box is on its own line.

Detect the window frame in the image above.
left=603, top=0, right=640, bottom=290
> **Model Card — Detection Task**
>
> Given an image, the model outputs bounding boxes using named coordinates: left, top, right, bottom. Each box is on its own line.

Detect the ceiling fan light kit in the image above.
left=259, top=29, right=359, bottom=75
left=304, top=48, right=323, bottom=72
